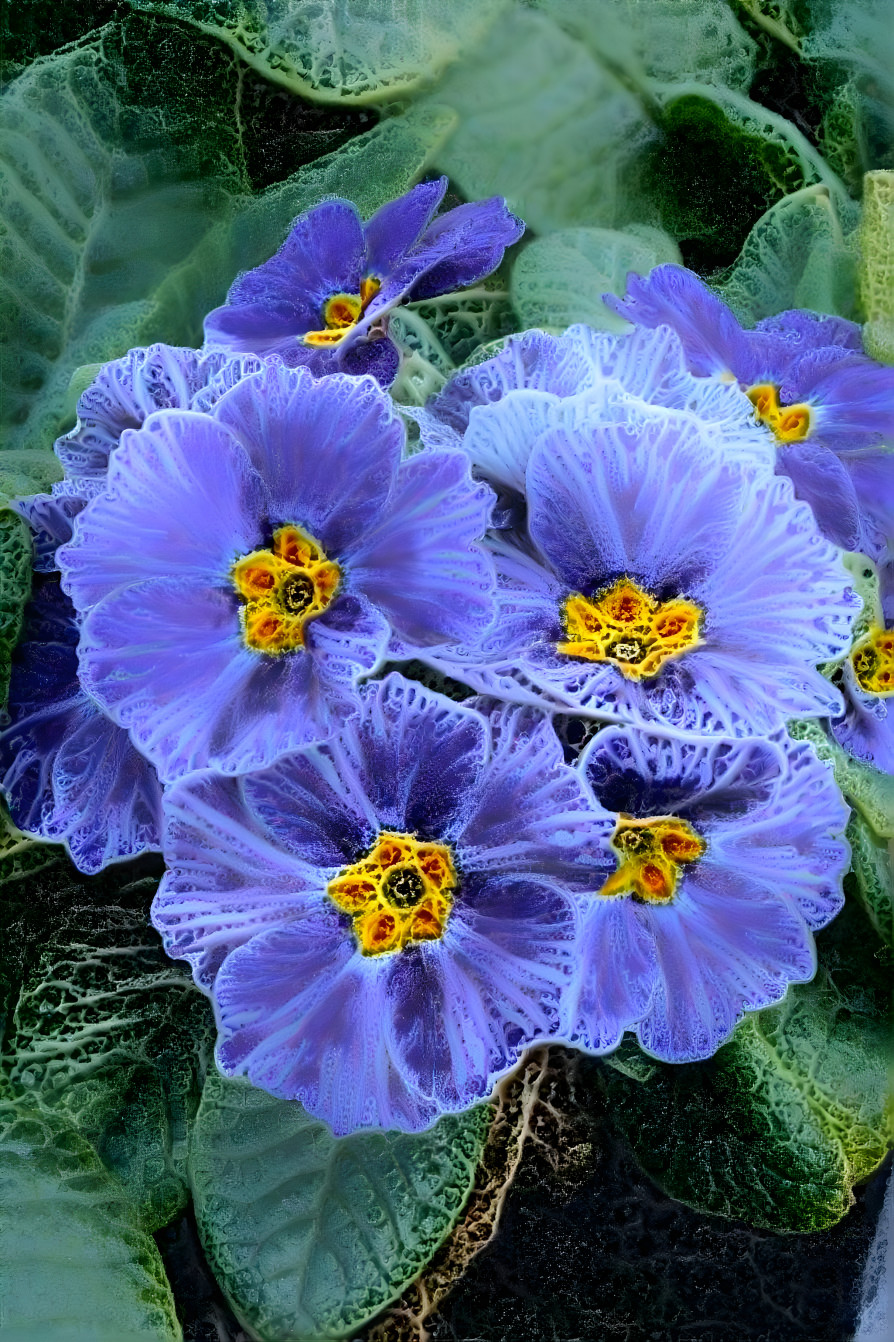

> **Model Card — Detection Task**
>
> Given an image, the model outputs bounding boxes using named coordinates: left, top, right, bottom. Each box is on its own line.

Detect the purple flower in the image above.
left=56, top=363, right=496, bottom=782
left=202, top=178, right=524, bottom=387
left=0, top=577, right=163, bottom=873
left=409, top=394, right=859, bottom=737
left=828, top=568, right=894, bottom=772
left=567, top=725, right=850, bottom=1061
left=152, top=674, right=604, bottom=1133
left=607, top=265, right=894, bottom=556
left=15, top=344, right=261, bottom=570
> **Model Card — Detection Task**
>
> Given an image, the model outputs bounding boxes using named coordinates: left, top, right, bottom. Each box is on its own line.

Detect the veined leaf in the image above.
left=125, top=0, right=511, bottom=103
left=601, top=897, right=893, bottom=1233
left=0, top=1102, right=182, bottom=1340
left=0, top=26, right=452, bottom=473
left=190, top=1072, right=490, bottom=1341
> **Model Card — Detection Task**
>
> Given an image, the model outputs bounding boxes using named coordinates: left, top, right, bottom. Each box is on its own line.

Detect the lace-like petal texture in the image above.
left=203, top=179, right=524, bottom=386
left=411, top=395, right=859, bottom=737
left=568, top=726, right=850, bottom=1062
left=154, top=674, right=608, bottom=1133
left=608, top=265, right=894, bottom=559
left=57, top=364, right=495, bottom=781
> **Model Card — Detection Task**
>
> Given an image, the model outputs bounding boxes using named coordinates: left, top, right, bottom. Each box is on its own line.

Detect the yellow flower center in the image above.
left=327, top=832, right=456, bottom=956
left=599, top=815, right=705, bottom=905
left=303, top=276, right=382, bottom=347
left=231, top=524, right=340, bottom=654
left=558, top=578, right=703, bottom=679
left=746, top=383, right=812, bottom=443
left=851, top=625, right=894, bottom=696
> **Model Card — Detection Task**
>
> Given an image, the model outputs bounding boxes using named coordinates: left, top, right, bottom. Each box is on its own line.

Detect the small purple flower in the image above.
left=607, top=265, right=894, bottom=556
left=0, top=577, right=163, bottom=873
left=828, top=569, right=894, bottom=773
left=57, top=363, right=497, bottom=782
left=202, top=178, right=524, bottom=387
left=410, top=395, right=859, bottom=737
left=567, top=725, right=850, bottom=1061
left=152, top=674, right=604, bottom=1133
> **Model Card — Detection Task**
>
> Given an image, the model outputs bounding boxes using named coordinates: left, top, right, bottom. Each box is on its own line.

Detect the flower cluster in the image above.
left=4, top=186, right=890, bottom=1136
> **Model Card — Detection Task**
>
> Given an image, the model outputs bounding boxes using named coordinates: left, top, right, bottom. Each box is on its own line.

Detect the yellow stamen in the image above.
left=851, top=625, right=894, bottom=695
left=303, top=276, right=382, bottom=347
left=558, top=578, right=702, bottom=679
left=328, top=831, right=456, bottom=956
left=746, top=383, right=812, bottom=443
left=599, top=816, right=705, bottom=905
left=232, top=524, right=340, bottom=655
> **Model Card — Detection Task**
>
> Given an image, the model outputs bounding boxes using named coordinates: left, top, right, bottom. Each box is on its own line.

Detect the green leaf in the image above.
left=787, top=718, right=894, bottom=839
left=861, top=170, right=894, bottom=362
left=0, top=25, right=452, bottom=466
left=511, top=225, right=681, bottom=332
left=0, top=1102, right=182, bottom=1340
left=601, top=897, right=894, bottom=1232
left=418, top=8, right=652, bottom=235
left=125, top=0, right=511, bottom=104
left=845, top=812, right=894, bottom=947
left=190, top=1072, right=490, bottom=1341
left=716, top=185, right=861, bottom=324
left=535, top=0, right=759, bottom=92
left=0, top=509, right=32, bottom=709
left=2, top=864, right=215, bottom=1233
left=390, top=284, right=517, bottom=407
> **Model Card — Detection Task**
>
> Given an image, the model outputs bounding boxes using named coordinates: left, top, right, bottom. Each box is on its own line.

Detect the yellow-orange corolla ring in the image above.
left=303, top=276, right=382, bottom=347
left=599, top=815, right=705, bottom=905
left=558, top=577, right=703, bottom=679
left=851, top=625, right=894, bottom=696
left=746, top=383, right=813, bottom=443
left=232, top=524, right=340, bottom=655
left=327, top=831, right=457, bottom=956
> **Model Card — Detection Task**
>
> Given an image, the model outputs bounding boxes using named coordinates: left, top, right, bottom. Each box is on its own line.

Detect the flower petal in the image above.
left=58, top=411, right=267, bottom=609
left=363, top=177, right=448, bottom=278
left=776, top=440, right=863, bottom=551
left=77, top=577, right=382, bottom=780
left=348, top=449, right=497, bottom=647
left=605, top=265, right=753, bottom=379
left=210, top=361, right=402, bottom=550
left=153, top=770, right=324, bottom=989
left=568, top=896, right=657, bottom=1053
left=636, top=866, right=817, bottom=1062
left=389, top=876, right=575, bottom=1111
left=215, top=910, right=439, bottom=1133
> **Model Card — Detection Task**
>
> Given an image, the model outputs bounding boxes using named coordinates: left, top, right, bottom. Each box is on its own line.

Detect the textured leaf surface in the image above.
left=418, top=8, right=652, bottom=234
left=190, top=1072, right=490, bottom=1340
left=861, top=170, right=894, bottom=362
left=717, top=185, right=861, bottom=325
left=600, top=898, right=893, bottom=1232
left=846, top=813, right=894, bottom=948
left=0, top=1102, right=182, bottom=1340
left=534, top=0, right=758, bottom=92
left=126, top=0, right=510, bottom=103
left=0, top=509, right=32, bottom=708
left=1, top=863, right=215, bottom=1232
left=0, top=24, right=451, bottom=461
left=511, top=225, right=681, bottom=332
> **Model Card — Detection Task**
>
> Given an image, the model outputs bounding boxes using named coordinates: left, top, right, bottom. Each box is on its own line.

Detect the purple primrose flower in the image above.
left=1, top=344, right=264, bottom=872
left=607, top=265, right=894, bottom=557
left=56, top=362, right=497, bottom=782
left=827, top=562, right=894, bottom=773
left=567, top=725, right=850, bottom=1062
left=0, top=577, right=164, bottom=873
left=203, top=178, right=524, bottom=387
left=408, top=392, right=859, bottom=737
left=152, top=674, right=606, bottom=1133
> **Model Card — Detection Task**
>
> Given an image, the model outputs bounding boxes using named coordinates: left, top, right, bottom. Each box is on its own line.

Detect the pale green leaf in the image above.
left=190, top=1072, right=490, bottom=1341
left=0, top=29, right=453, bottom=467
left=125, top=0, right=511, bottom=103
left=716, top=184, right=861, bottom=325
left=602, top=897, right=893, bottom=1232
left=861, top=170, right=894, bottom=363
left=0, top=1103, right=182, bottom=1340
left=511, top=225, right=681, bottom=332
